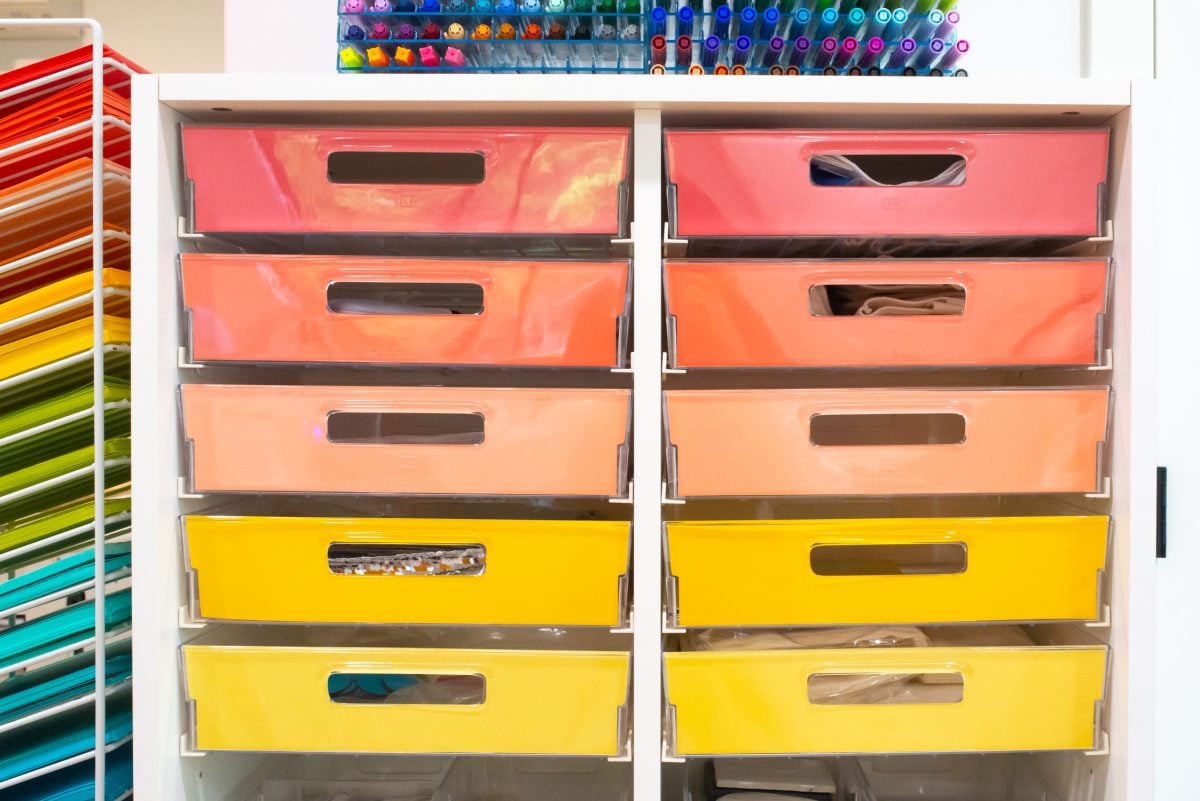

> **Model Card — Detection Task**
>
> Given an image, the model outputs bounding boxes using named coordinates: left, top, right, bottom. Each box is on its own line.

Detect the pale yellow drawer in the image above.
left=666, top=517, right=1108, bottom=627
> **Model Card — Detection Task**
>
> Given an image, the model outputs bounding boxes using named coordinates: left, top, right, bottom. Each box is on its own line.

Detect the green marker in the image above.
left=571, top=0, right=591, bottom=12
left=621, top=0, right=639, bottom=13
left=596, top=0, right=616, bottom=24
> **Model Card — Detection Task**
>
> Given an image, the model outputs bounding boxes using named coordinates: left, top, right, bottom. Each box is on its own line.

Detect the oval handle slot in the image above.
left=327, top=151, right=486, bottom=185
left=327, top=282, right=484, bottom=315
left=327, top=543, right=486, bottom=577
left=328, top=672, right=486, bottom=705
left=807, top=673, right=964, bottom=705
left=327, top=411, right=485, bottom=445
left=809, top=413, right=966, bottom=447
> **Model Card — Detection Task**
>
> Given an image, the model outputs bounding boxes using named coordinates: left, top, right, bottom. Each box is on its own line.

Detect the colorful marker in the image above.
left=448, top=0, right=469, bottom=13
left=676, top=34, right=692, bottom=67
left=786, top=64, right=800, bottom=74
left=420, top=0, right=440, bottom=12
left=769, top=64, right=784, bottom=74
left=677, top=5, right=694, bottom=38
left=397, top=22, right=417, bottom=38
left=763, top=35, right=785, bottom=66
left=732, top=64, right=747, bottom=74
left=702, top=34, right=720, bottom=68
left=419, top=45, right=440, bottom=65
left=790, top=7, right=811, bottom=38
left=572, top=22, right=591, bottom=38
left=650, top=6, right=667, bottom=36
left=651, top=34, right=667, bottom=64
left=445, top=22, right=465, bottom=38
left=915, top=9, right=944, bottom=41
left=651, top=63, right=666, bottom=73
left=789, top=35, right=810, bottom=67
left=368, top=22, right=389, bottom=39
left=522, top=21, right=542, bottom=36
left=620, top=22, right=639, bottom=39
left=913, top=37, right=943, bottom=68
left=823, top=65, right=837, bottom=74
left=689, top=63, right=704, bottom=74
left=547, top=0, right=566, bottom=11
left=345, top=24, right=366, bottom=39
left=497, top=21, right=517, bottom=37
left=884, top=7, right=907, bottom=40
left=938, top=38, right=968, bottom=69
left=339, top=46, right=365, bottom=68
left=930, top=67, right=944, bottom=77
left=736, top=7, right=756, bottom=38
left=842, top=6, right=866, bottom=37
left=445, top=46, right=467, bottom=65
left=866, top=7, right=889, bottom=39
left=548, top=20, right=567, bottom=37
left=394, top=0, right=416, bottom=10
left=815, top=6, right=838, bottom=39
left=733, top=35, right=751, bottom=66
left=713, top=5, right=732, bottom=38
left=935, top=9, right=959, bottom=39
left=859, top=35, right=884, bottom=67
left=371, top=0, right=391, bottom=10
left=715, top=63, right=730, bottom=74
left=848, top=65, right=862, bottom=75
left=421, top=22, right=441, bottom=38
left=497, top=0, right=517, bottom=19
left=759, top=7, right=780, bottom=40
left=471, top=23, right=491, bottom=37
left=867, top=65, right=881, bottom=75
left=886, top=37, right=916, bottom=68
left=621, top=0, right=639, bottom=15
left=394, top=45, right=416, bottom=64
left=834, top=36, right=857, bottom=67
left=344, top=0, right=365, bottom=12
left=816, top=35, right=837, bottom=66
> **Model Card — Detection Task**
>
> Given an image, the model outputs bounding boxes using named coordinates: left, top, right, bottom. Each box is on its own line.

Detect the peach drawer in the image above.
left=665, top=259, right=1109, bottom=369
left=665, top=387, right=1109, bottom=498
left=181, top=254, right=630, bottom=367
left=182, top=385, right=630, bottom=497
left=665, top=129, right=1109, bottom=239
left=183, top=126, right=630, bottom=236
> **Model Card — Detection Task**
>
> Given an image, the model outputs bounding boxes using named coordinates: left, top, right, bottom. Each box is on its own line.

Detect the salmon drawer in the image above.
left=184, top=642, right=630, bottom=755
left=181, top=254, right=631, bottom=367
left=185, top=515, right=630, bottom=626
left=183, top=126, right=630, bottom=236
left=181, top=385, right=630, bottom=497
left=665, top=634, right=1107, bottom=755
left=665, top=387, right=1109, bottom=498
left=665, top=259, right=1110, bottom=369
left=665, top=129, right=1109, bottom=239
left=666, top=517, right=1108, bottom=628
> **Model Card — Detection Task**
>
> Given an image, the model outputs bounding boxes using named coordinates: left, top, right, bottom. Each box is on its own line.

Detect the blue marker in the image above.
left=650, top=6, right=667, bottom=36
left=733, top=34, right=751, bottom=65
left=394, top=0, right=416, bottom=10
left=884, top=6, right=907, bottom=39
left=521, top=0, right=541, bottom=20
left=736, top=6, right=755, bottom=38
left=677, top=5, right=694, bottom=38
left=420, top=0, right=440, bottom=12
left=712, top=5, right=732, bottom=39
left=497, top=0, right=517, bottom=21
left=448, top=0, right=469, bottom=14
left=815, top=6, right=838, bottom=39
left=866, top=7, right=889, bottom=39
left=345, top=24, right=366, bottom=39
left=915, top=9, right=944, bottom=41
left=702, top=34, right=720, bottom=67
left=759, top=7, right=779, bottom=40
left=841, top=6, right=865, bottom=37
left=787, top=7, right=810, bottom=39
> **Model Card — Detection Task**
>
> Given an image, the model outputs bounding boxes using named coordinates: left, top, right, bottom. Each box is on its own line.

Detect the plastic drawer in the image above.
left=666, top=517, right=1109, bottom=628
left=181, top=385, right=631, bottom=497
left=181, top=254, right=631, bottom=368
left=184, top=515, right=630, bottom=626
left=664, top=633, right=1107, bottom=755
left=664, top=259, right=1110, bottom=369
left=182, top=126, right=630, bottom=237
left=665, top=387, right=1109, bottom=498
left=183, top=640, right=630, bottom=755
left=665, top=129, right=1109, bottom=240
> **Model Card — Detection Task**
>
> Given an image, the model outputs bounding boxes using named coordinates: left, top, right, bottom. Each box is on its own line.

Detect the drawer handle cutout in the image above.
left=810, top=153, right=965, bottom=187
left=808, top=284, right=965, bottom=317
left=328, top=673, right=486, bottom=705
left=809, top=413, right=965, bottom=447
left=327, top=412, right=485, bottom=445
left=808, top=673, right=964, bottom=705
left=327, top=543, right=486, bottom=576
left=810, top=542, right=967, bottom=576
left=328, top=282, right=484, bottom=315
left=327, top=151, right=486, bottom=185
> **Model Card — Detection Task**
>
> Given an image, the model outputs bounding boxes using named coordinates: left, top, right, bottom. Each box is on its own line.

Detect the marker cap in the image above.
left=769, top=35, right=784, bottom=53
left=821, top=36, right=837, bottom=52
left=688, top=64, right=704, bottom=74
left=763, top=7, right=779, bottom=23
left=740, top=7, right=755, bottom=26
left=446, top=22, right=466, bottom=38
left=732, top=64, right=747, bottom=74
left=444, top=46, right=467, bottom=66
left=397, top=22, right=416, bottom=38
left=679, top=6, right=694, bottom=23
left=786, top=65, right=800, bottom=74
left=848, top=7, right=865, bottom=24
left=715, top=64, right=730, bottom=74
left=769, top=65, right=784, bottom=74
left=867, top=35, right=884, bottom=53
left=704, top=35, right=720, bottom=53
left=650, top=64, right=666, bottom=74
left=598, top=23, right=616, bottom=38
left=339, top=46, right=365, bottom=68
left=651, top=7, right=667, bottom=23
left=795, top=8, right=810, bottom=24
left=394, top=46, right=416, bottom=65
left=715, top=5, right=732, bottom=22
left=419, top=45, right=440, bottom=65
left=874, top=8, right=890, bottom=23
left=344, top=0, right=365, bottom=11
left=345, top=24, right=365, bottom=39
left=420, top=0, right=440, bottom=11
left=471, top=23, right=491, bottom=37
left=422, top=22, right=441, bottom=37
left=900, top=37, right=916, bottom=53
left=891, top=8, right=908, bottom=23
left=821, top=7, right=837, bottom=24
left=736, top=35, right=751, bottom=51
left=474, top=0, right=492, bottom=9
left=522, top=0, right=541, bottom=12
left=572, top=23, right=591, bottom=38
left=522, top=22, right=542, bottom=37
left=548, top=21, right=567, bottom=37
left=497, top=21, right=516, bottom=37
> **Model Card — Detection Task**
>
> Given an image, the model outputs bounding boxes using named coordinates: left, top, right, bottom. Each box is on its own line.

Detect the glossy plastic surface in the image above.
left=182, top=385, right=630, bottom=497
left=181, top=254, right=630, bottom=367
left=183, top=644, right=629, bottom=754
left=665, top=259, right=1109, bottom=368
left=185, top=516, right=630, bottom=626
left=665, top=129, right=1109, bottom=238
left=666, top=387, right=1110, bottom=497
left=183, top=126, right=630, bottom=236
left=667, top=517, right=1108, bottom=627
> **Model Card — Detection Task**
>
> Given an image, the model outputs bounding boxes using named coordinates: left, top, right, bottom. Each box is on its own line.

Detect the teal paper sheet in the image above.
left=0, top=643, right=132, bottom=727
left=0, top=589, right=131, bottom=673
left=0, top=742, right=132, bottom=800
left=0, top=544, right=130, bottom=615
left=0, top=694, right=131, bottom=784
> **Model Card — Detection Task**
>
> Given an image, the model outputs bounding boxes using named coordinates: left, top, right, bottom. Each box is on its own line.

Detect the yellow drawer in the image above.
left=665, top=640, right=1106, bottom=756
left=184, top=516, right=630, bottom=627
left=667, top=517, right=1108, bottom=627
left=184, top=644, right=630, bottom=755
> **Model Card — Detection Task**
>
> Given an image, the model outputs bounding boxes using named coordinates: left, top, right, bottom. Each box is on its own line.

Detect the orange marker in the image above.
left=366, top=46, right=390, bottom=67
left=394, top=46, right=416, bottom=65
left=497, top=22, right=517, bottom=39
left=714, top=64, right=730, bottom=74
left=732, top=64, right=747, bottom=74
left=471, top=23, right=492, bottom=39
left=650, top=64, right=666, bottom=74
left=786, top=65, right=799, bottom=75
left=769, top=64, right=783, bottom=75
left=688, top=64, right=703, bottom=74
left=522, top=23, right=542, bottom=38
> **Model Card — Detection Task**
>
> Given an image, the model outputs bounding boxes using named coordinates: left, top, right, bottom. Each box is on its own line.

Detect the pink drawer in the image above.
left=665, top=129, right=1109, bottom=239
left=183, top=126, right=630, bottom=237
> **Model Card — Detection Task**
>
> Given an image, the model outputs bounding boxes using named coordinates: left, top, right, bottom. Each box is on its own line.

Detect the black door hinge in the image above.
left=1157, top=466, right=1168, bottom=559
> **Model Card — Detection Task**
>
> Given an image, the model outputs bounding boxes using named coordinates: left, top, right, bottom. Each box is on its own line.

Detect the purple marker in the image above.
left=370, top=0, right=391, bottom=10
left=833, top=37, right=857, bottom=67
left=789, top=35, right=810, bottom=67
left=938, top=38, right=968, bottom=70
left=733, top=35, right=751, bottom=66
left=859, top=35, right=884, bottom=67
left=676, top=34, right=693, bottom=68
left=762, top=35, right=785, bottom=67
left=701, top=34, right=720, bottom=68
left=914, top=38, right=944, bottom=68
left=935, top=9, right=960, bottom=40
left=886, top=36, right=916, bottom=69
left=815, top=35, right=837, bottom=67
left=345, top=24, right=366, bottom=39
left=369, top=21, right=390, bottom=38
left=397, top=22, right=417, bottom=38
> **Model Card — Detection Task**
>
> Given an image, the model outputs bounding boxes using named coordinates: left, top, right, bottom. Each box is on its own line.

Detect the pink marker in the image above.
left=834, top=37, right=857, bottom=67
left=444, top=46, right=467, bottom=66
left=344, top=0, right=365, bottom=11
left=369, top=22, right=390, bottom=39
left=419, top=45, right=441, bottom=66
left=935, top=10, right=960, bottom=40
left=938, top=38, right=969, bottom=70
left=372, top=0, right=392, bottom=9
left=859, top=36, right=884, bottom=67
